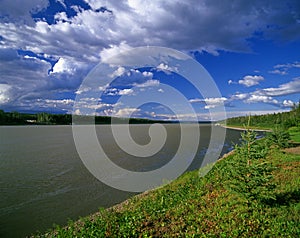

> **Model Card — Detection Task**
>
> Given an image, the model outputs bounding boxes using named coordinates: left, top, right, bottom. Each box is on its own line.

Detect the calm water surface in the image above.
left=0, top=124, right=242, bottom=237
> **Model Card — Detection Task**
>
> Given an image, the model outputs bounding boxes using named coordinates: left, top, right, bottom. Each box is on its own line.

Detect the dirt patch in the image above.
left=283, top=146, right=300, bottom=155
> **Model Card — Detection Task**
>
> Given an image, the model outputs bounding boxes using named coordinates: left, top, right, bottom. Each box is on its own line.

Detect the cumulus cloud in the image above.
left=1, top=0, right=300, bottom=112
left=0, top=49, right=52, bottom=103
left=230, top=92, right=282, bottom=107
left=203, top=97, right=228, bottom=109
left=51, top=58, right=77, bottom=74
left=246, top=95, right=279, bottom=105
left=238, top=75, right=264, bottom=87
left=3, top=0, right=299, bottom=63
left=157, top=63, right=178, bottom=73
left=189, top=97, right=228, bottom=109
left=283, top=99, right=294, bottom=108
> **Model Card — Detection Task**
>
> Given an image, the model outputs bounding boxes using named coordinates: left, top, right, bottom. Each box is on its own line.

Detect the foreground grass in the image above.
left=34, top=147, right=300, bottom=237
left=289, top=127, right=300, bottom=143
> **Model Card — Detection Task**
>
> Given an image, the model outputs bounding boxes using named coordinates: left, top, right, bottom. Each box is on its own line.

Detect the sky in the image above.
left=0, top=0, right=300, bottom=121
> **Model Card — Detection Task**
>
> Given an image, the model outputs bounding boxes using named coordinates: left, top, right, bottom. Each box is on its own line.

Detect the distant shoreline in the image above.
left=216, top=124, right=272, bottom=132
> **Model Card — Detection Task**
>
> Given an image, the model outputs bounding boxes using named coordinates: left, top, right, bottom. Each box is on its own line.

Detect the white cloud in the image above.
left=109, top=67, right=126, bottom=78
left=45, top=99, right=74, bottom=105
left=142, top=71, right=153, bottom=77
left=203, top=97, right=228, bottom=109
left=75, top=87, right=91, bottom=95
left=189, top=97, right=227, bottom=109
left=229, top=80, right=300, bottom=108
left=56, top=0, right=67, bottom=9
left=231, top=93, right=248, bottom=100
left=2, top=1, right=300, bottom=62
left=0, top=49, right=53, bottom=104
left=118, top=88, right=134, bottom=95
left=51, top=58, right=76, bottom=74
left=274, top=61, right=300, bottom=69
left=86, top=103, right=113, bottom=110
left=99, top=42, right=133, bottom=62
left=269, top=61, right=300, bottom=75
left=261, top=78, right=300, bottom=96
left=54, top=12, right=69, bottom=22
left=238, top=75, right=264, bottom=87
left=105, top=88, right=135, bottom=96
left=74, top=109, right=81, bottom=115
left=283, top=99, right=294, bottom=108
left=157, top=63, right=178, bottom=73
left=133, top=79, right=160, bottom=88
left=0, top=84, right=11, bottom=104
left=114, top=108, right=140, bottom=117
left=246, top=95, right=279, bottom=105
left=269, top=69, right=288, bottom=75
left=1, top=0, right=300, bottom=112
left=189, top=98, right=202, bottom=103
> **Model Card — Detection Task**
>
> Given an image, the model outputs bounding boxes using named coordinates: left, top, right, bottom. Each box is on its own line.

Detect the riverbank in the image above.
left=217, top=124, right=272, bottom=132
left=34, top=143, right=300, bottom=237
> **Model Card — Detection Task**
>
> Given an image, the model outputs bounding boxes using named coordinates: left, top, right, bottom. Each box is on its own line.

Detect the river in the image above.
left=0, top=124, right=242, bottom=237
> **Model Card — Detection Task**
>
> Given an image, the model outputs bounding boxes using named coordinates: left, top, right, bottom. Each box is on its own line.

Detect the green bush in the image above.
left=228, top=129, right=276, bottom=204
left=267, top=127, right=291, bottom=148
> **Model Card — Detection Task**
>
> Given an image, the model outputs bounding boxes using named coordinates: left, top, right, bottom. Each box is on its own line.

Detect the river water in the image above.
left=0, top=124, right=242, bottom=237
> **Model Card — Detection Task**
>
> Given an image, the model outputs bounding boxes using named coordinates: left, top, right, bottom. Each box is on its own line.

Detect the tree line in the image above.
left=224, top=101, right=300, bottom=129
left=0, top=110, right=176, bottom=125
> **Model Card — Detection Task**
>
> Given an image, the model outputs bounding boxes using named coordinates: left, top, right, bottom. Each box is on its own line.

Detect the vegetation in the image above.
left=0, top=110, right=177, bottom=125
left=223, top=101, right=300, bottom=130
left=227, top=123, right=276, bottom=205
left=289, top=126, right=300, bottom=143
left=0, top=110, right=72, bottom=125
left=223, top=101, right=300, bottom=144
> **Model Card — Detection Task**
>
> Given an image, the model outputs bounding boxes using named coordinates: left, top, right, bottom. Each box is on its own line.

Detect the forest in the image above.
left=223, top=101, right=300, bottom=129
left=0, top=110, right=176, bottom=125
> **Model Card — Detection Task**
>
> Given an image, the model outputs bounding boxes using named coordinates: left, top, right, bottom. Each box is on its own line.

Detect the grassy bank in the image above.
left=222, top=124, right=300, bottom=143
left=34, top=139, right=300, bottom=237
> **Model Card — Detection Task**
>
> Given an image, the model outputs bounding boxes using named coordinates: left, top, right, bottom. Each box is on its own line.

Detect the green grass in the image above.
left=289, top=127, right=300, bottom=143
left=34, top=146, right=300, bottom=237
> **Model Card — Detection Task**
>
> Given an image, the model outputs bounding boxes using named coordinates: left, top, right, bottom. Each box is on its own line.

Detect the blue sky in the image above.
left=0, top=0, right=300, bottom=120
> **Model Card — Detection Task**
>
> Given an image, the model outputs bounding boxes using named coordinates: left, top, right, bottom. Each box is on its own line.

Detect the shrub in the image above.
left=228, top=128, right=276, bottom=205
left=267, top=127, right=291, bottom=148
